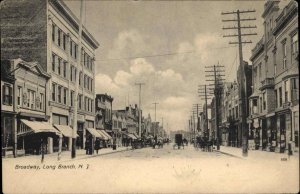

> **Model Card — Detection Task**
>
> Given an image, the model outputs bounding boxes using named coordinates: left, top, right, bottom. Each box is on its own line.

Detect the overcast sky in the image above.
left=64, top=0, right=289, bottom=132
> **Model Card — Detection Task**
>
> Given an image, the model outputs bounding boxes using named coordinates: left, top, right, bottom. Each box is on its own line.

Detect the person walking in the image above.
left=95, top=138, right=100, bottom=154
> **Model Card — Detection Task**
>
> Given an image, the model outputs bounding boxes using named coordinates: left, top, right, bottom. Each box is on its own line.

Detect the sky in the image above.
left=63, top=0, right=290, bottom=132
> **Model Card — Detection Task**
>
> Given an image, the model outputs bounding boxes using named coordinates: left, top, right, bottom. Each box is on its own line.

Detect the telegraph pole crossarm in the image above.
left=221, top=8, right=257, bottom=157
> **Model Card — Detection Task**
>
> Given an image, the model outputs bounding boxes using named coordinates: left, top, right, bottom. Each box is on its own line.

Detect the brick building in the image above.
left=1, top=0, right=100, bottom=151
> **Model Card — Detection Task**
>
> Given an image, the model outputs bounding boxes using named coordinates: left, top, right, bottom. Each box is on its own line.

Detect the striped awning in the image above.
left=18, top=119, right=61, bottom=136
left=100, top=130, right=112, bottom=140
left=54, top=124, right=79, bottom=138
left=96, top=130, right=108, bottom=140
left=86, top=128, right=102, bottom=138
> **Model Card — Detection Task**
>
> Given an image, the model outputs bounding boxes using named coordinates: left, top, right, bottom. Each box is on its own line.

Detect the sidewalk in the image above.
left=2, top=146, right=133, bottom=163
left=215, top=146, right=299, bottom=161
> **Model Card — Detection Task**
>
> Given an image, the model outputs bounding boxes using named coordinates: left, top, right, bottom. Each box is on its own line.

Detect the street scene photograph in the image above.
left=1, top=0, right=299, bottom=193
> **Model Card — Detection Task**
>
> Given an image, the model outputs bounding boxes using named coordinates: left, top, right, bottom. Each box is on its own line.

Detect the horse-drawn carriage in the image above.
left=173, top=134, right=184, bottom=149
left=152, top=137, right=163, bottom=149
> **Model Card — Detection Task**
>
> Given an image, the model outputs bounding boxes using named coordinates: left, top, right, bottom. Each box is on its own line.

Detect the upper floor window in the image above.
left=2, top=84, right=12, bottom=106
left=52, top=54, right=56, bottom=72
left=52, top=83, right=56, bottom=101
left=57, top=57, right=61, bottom=75
left=57, top=86, right=62, bottom=103
left=292, top=33, right=298, bottom=55
left=283, top=41, right=287, bottom=69
left=63, top=88, right=67, bottom=105
left=279, top=87, right=282, bottom=107
left=291, top=78, right=299, bottom=102
left=284, top=80, right=289, bottom=102
left=58, top=29, right=61, bottom=47
left=52, top=24, right=55, bottom=42
left=27, top=89, right=35, bottom=109
left=70, top=90, right=74, bottom=107
left=63, top=62, right=67, bottom=78
left=39, top=93, right=44, bottom=110
left=17, top=86, right=22, bottom=106
left=63, top=34, right=67, bottom=50
left=275, top=89, right=278, bottom=108
left=258, top=63, right=262, bottom=80
left=262, top=92, right=266, bottom=110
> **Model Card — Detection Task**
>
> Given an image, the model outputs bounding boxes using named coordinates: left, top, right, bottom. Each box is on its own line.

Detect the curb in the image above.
left=214, top=150, right=245, bottom=160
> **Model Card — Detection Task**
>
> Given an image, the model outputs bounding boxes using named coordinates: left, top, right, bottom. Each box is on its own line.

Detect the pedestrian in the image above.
left=95, top=138, right=100, bottom=154
left=85, top=138, right=90, bottom=155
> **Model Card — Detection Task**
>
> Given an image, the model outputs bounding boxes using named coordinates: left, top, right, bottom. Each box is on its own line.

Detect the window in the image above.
left=17, top=87, right=22, bottom=106
left=85, top=97, right=87, bottom=111
left=291, top=78, right=299, bottom=101
left=274, top=63, right=277, bottom=76
left=40, top=93, right=44, bottom=110
left=91, top=100, right=93, bottom=112
left=70, top=40, right=73, bottom=56
left=260, top=97, right=262, bottom=112
left=52, top=24, right=55, bottom=42
left=90, top=79, right=93, bottom=91
left=63, top=34, right=66, bottom=50
left=58, top=29, right=61, bottom=46
left=28, top=89, right=35, bottom=109
left=279, top=87, right=282, bottom=107
left=78, top=95, right=82, bottom=109
left=292, top=33, right=298, bottom=54
left=70, top=91, right=74, bottom=107
left=63, top=62, right=67, bottom=78
left=283, top=41, right=287, bottom=69
left=235, top=106, right=238, bottom=118
left=2, top=84, right=12, bottom=105
left=52, top=83, right=56, bottom=101
left=52, top=54, right=56, bottom=72
left=84, top=75, right=87, bottom=88
left=253, top=99, right=258, bottom=113
left=258, top=63, right=262, bottom=80
left=87, top=77, right=90, bottom=90
left=63, top=88, right=67, bottom=105
left=79, top=72, right=82, bottom=86
left=275, top=89, right=278, bottom=108
left=263, top=92, right=266, bottom=110
left=57, top=86, right=62, bottom=103
left=70, top=66, right=73, bottom=81
left=81, top=50, right=84, bottom=65
left=58, top=57, right=61, bottom=75
left=284, top=80, right=289, bottom=102
left=74, top=44, right=78, bottom=59
left=74, top=67, right=77, bottom=82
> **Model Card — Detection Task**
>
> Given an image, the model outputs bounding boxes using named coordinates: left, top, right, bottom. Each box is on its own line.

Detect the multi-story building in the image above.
left=1, top=59, right=61, bottom=157
left=1, top=61, right=16, bottom=157
left=1, top=0, right=100, bottom=151
left=249, top=0, right=298, bottom=153
left=95, top=94, right=113, bottom=131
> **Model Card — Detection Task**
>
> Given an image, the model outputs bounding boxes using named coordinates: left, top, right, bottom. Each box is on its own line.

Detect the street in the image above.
left=3, top=144, right=299, bottom=193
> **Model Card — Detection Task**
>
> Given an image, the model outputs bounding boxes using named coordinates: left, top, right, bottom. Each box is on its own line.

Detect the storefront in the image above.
left=1, top=112, right=16, bottom=157
left=17, top=119, right=61, bottom=155
left=275, top=110, right=291, bottom=153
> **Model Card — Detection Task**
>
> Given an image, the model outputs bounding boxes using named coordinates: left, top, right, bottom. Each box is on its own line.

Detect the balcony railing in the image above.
left=260, top=78, right=275, bottom=91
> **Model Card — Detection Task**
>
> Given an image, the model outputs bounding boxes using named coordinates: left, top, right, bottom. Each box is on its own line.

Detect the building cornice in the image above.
left=49, top=0, right=100, bottom=49
left=273, top=1, right=298, bottom=36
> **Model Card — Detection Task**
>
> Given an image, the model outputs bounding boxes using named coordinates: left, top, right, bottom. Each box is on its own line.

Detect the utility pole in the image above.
left=198, top=85, right=212, bottom=140
left=135, top=82, right=145, bottom=138
left=205, top=64, right=225, bottom=150
left=222, top=9, right=257, bottom=157
left=72, top=0, right=84, bottom=159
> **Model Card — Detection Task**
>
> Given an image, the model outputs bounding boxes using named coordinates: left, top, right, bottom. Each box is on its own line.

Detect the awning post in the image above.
left=58, top=134, right=62, bottom=161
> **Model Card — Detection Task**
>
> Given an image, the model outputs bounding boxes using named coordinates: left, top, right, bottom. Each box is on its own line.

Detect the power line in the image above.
left=95, top=45, right=237, bottom=62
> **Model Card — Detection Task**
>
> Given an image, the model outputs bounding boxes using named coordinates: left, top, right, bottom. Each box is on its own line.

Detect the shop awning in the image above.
left=19, top=119, right=61, bottom=136
left=96, top=130, right=108, bottom=140
left=100, top=130, right=112, bottom=140
left=54, top=125, right=78, bottom=138
left=86, top=128, right=102, bottom=138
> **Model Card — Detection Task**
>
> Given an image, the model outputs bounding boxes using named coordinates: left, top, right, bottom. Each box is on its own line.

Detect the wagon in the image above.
left=173, top=134, right=184, bottom=149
